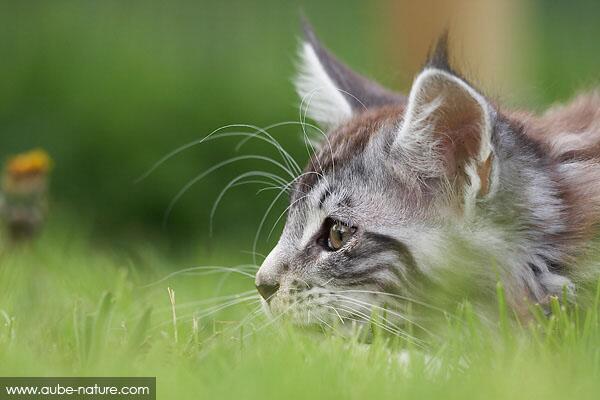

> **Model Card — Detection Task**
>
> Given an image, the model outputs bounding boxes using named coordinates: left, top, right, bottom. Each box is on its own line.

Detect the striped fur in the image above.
left=255, top=28, right=600, bottom=326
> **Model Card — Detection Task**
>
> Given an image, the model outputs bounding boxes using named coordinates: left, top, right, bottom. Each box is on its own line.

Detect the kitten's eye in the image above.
left=327, top=221, right=356, bottom=251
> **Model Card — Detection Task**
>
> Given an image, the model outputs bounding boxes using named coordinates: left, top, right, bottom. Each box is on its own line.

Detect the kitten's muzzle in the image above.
left=256, top=244, right=288, bottom=302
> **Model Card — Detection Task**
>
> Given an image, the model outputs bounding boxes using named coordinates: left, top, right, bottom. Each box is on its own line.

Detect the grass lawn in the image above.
left=0, top=223, right=599, bottom=400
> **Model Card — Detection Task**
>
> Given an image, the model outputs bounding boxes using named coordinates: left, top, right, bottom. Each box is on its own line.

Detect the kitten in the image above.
left=255, top=23, right=600, bottom=326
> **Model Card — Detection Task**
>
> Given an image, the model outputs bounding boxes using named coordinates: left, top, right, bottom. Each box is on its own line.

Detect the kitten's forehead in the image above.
left=283, top=102, right=438, bottom=247
left=293, top=105, right=404, bottom=201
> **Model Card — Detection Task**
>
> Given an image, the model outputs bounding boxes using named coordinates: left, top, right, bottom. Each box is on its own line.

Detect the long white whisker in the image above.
left=313, top=313, right=336, bottom=331
left=339, top=290, right=449, bottom=315
left=339, top=289, right=483, bottom=324
left=143, top=265, right=258, bottom=288
left=158, top=290, right=258, bottom=312
left=136, top=122, right=303, bottom=183
left=324, top=305, right=344, bottom=324
left=330, top=301, right=426, bottom=347
left=334, top=294, right=436, bottom=338
left=330, top=302, right=424, bottom=345
left=299, top=88, right=328, bottom=179
left=193, top=297, right=262, bottom=320
left=250, top=171, right=329, bottom=266
left=181, top=270, right=255, bottom=279
left=164, top=155, right=294, bottom=227
left=240, top=250, right=267, bottom=261
left=300, top=91, right=337, bottom=184
left=242, top=297, right=302, bottom=339
left=196, top=303, right=265, bottom=353
left=231, top=122, right=308, bottom=175
left=249, top=170, right=332, bottom=263
left=209, top=170, right=289, bottom=236
left=151, top=295, right=260, bottom=330
left=266, top=194, right=311, bottom=240
left=230, top=123, right=303, bottom=175
left=198, top=127, right=300, bottom=178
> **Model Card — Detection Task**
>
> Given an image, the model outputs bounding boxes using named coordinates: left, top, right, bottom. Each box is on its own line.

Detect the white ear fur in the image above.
left=399, top=68, right=493, bottom=162
left=295, top=42, right=353, bottom=127
left=396, top=68, right=496, bottom=212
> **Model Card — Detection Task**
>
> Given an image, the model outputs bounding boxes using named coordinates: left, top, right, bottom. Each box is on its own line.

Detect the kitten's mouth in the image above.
left=261, top=288, right=381, bottom=329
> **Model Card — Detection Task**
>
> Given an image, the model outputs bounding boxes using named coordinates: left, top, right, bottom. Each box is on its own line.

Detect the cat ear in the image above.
left=396, top=41, right=495, bottom=206
left=295, top=21, right=406, bottom=128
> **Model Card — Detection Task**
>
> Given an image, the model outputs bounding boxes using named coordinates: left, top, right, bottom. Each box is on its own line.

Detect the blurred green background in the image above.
left=0, top=0, right=598, bottom=255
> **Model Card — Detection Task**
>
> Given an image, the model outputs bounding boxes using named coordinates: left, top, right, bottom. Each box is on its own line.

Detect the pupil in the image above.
left=332, top=224, right=344, bottom=248
left=323, top=220, right=355, bottom=251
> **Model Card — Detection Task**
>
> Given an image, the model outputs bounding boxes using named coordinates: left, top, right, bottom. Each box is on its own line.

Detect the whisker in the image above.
left=251, top=202, right=286, bottom=265
left=195, top=303, right=266, bottom=354
left=230, top=123, right=303, bottom=176
left=299, top=92, right=338, bottom=184
left=220, top=304, right=266, bottom=337
left=338, top=290, right=449, bottom=315
left=205, top=131, right=298, bottom=180
left=211, top=266, right=256, bottom=297
left=333, top=294, right=436, bottom=338
left=339, top=289, right=483, bottom=324
left=330, top=302, right=427, bottom=348
left=266, top=193, right=312, bottom=240
left=136, top=122, right=303, bottom=183
left=329, top=302, right=425, bottom=346
left=250, top=179, right=302, bottom=265
left=230, top=122, right=313, bottom=175
left=242, top=297, right=302, bottom=339
left=313, top=313, right=336, bottom=332
left=255, top=178, right=314, bottom=195
left=166, top=299, right=264, bottom=334
left=209, top=170, right=289, bottom=236
left=237, top=180, right=281, bottom=189
left=151, top=295, right=261, bottom=331
left=251, top=170, right=331, bottom=265
left=324, top=305, right=344, bottom=324
left=164, top=154, right=295, bottom=227
left=240, top=250, right=267, bottom=262
left=159, top=290, right=258, bottom=312
left=313, top=293, right=416, bottom=340
left=299, top=88, right=329, bottom=182
left=297, top=85, right=372, bottom=193
left=143, top=265, right=258, bottom=288
left=193, top=297, right=262, bottom=320
left=182, top=269, right=255, bottom=278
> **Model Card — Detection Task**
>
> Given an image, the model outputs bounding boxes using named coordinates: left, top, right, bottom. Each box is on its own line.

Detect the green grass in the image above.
left=0, top=224, right=599, bottom=400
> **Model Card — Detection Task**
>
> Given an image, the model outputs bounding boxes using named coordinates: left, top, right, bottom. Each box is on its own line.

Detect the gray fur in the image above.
left=255, top=29, right=599, bottom=328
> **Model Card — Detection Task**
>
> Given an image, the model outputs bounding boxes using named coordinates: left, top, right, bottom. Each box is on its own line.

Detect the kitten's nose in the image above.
left=256, top=244, right=286, bottom=302
left=256, top=281, right=280, bottom=302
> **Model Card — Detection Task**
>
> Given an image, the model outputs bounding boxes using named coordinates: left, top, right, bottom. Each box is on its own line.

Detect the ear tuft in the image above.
left=295, top=41, right=354, bottom=127
left=426, top=31, right=454, bottom=74
left=295, top=19, right=405, bottom=128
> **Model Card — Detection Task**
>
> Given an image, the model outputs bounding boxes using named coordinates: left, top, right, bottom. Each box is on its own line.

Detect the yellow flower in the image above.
left=5, top=149, right=53, bottom=179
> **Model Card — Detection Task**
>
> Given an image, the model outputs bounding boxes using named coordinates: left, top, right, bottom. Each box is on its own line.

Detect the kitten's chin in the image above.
left=259, top=298, right=273, bottom=318
left=262, top=297, right=328, bottom=327
left=261, top=297, right=369, bottom=334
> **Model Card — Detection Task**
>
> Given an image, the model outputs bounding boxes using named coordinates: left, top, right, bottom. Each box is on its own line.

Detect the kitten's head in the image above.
left=255, top=25, right=568, bottom=326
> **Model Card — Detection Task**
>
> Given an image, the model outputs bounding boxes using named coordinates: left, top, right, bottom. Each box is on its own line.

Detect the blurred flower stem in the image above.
left=0, top=149, right=52, bottom=242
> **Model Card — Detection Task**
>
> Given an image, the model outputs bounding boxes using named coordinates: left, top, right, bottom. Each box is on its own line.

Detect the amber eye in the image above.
left=327, top=221, right=356, bottom=251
